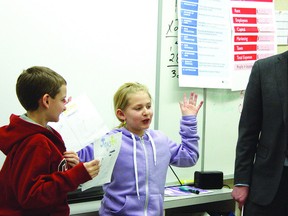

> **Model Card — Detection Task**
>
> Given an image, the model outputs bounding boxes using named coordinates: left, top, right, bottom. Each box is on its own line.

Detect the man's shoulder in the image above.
left=260, top=50, right=288, bottom=63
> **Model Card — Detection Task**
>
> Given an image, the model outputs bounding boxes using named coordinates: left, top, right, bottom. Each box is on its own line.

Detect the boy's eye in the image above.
left=63, top=96, right=71, bottom=104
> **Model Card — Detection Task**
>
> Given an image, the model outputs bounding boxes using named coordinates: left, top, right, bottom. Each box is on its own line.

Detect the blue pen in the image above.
left=179, top=186, right=200, bottom=194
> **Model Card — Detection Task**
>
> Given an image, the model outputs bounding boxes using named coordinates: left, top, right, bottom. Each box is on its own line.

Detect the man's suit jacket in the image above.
left=234, top=50, right=288, bottom=205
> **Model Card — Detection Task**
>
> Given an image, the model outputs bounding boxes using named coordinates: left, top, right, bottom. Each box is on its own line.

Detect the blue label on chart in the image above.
left=181, top=51, right=198, bottom=60
left=182, top=68, right=198, bottom=76
left=181, top=26, right=197, bottom=35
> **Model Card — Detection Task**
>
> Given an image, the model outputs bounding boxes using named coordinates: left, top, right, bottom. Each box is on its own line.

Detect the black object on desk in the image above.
left=194, top=171, right=223, bottom=189
left=67, top=186, right=104, bottom=204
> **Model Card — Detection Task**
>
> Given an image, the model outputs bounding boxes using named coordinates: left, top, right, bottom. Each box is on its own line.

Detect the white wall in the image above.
left=0, top=0, right=158, bottom=168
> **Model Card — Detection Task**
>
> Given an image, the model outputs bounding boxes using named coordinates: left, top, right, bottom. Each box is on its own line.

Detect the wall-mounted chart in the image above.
left=178, top=0, right=277, bottom=90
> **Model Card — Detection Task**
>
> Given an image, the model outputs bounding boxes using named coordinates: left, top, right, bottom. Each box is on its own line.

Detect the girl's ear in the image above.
left=116, top=109, right=125, bottom=121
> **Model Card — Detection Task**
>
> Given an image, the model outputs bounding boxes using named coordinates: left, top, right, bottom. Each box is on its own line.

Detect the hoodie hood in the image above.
left=0, top=114, right=65, bottom=155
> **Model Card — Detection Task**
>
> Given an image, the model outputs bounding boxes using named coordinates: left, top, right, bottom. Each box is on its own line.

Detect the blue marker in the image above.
left=179, top=186, right=200, bottom=194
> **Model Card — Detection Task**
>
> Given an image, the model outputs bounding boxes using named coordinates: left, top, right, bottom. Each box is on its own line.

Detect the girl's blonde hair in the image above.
left=113, top=82, right=151, bottom=128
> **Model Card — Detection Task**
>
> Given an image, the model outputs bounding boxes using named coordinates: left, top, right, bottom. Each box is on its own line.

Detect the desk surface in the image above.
left=164, top=188, right=232, bottom=209
left=69, top=187, right=232, bottom=215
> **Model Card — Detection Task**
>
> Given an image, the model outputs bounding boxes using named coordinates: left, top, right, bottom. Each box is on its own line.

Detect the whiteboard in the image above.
left=155, top=0, right=287, bottom=181
left=156, top=0, right=244, bottom=182
left=0, top=0, right=158, bottom=168
left=203, top=89, right=243, bottom=178
left=156, top=0, right=203, bottom=184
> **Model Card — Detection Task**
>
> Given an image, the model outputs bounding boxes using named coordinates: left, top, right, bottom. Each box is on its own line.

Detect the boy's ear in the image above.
left=116, top=109, right=125, bottom=121
left=41, top=94, right=50, bottom=108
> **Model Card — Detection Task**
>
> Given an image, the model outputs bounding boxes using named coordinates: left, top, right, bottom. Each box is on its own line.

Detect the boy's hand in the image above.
left=63, top=151, right=79, bottom=167
left=179, top=92, right=203, bottom=116
left=83, top=159, right=101, bottom=178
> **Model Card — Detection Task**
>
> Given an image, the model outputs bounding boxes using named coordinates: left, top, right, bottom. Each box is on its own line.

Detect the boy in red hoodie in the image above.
left=0, top=66, right=100, bottom=216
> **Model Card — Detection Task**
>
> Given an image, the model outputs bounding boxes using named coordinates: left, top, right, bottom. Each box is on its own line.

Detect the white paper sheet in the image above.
left=81, top=132, right=122, bottom=191
left=49, top=94, right=109, bottom=152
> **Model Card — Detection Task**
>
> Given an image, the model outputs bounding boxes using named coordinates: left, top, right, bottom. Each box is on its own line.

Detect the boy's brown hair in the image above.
left=16, top=66, right=67, bottom=111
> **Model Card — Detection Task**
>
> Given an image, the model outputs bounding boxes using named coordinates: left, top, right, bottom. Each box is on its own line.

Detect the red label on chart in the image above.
left=234, top=35, right=258, bottom=42
left=232, top=7, right=257, bottom=15
left=234, top=26, right=259, bottom=33
left=233, top=17, right=257, bottom=24
left=234, top=54, right=257, bottom=61
left=234, top=45, right=257, bottom=51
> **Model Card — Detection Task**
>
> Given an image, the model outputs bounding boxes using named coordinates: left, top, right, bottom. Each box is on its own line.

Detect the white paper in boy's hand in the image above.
left=81, top=132, right=122, bottom=191
left=49, top=94, right=109, bottom=152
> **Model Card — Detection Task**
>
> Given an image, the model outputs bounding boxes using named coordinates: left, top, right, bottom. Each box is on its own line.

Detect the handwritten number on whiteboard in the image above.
left=166, top=11, right=178, bottom=79
left=171, top=69, right=178, bottom=78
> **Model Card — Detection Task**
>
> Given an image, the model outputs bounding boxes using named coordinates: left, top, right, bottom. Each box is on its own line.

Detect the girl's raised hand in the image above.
left=179, top=92, right=203, bottom=116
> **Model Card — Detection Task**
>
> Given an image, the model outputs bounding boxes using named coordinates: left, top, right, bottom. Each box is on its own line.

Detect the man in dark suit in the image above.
left=232, top=50, right=288, bottom=215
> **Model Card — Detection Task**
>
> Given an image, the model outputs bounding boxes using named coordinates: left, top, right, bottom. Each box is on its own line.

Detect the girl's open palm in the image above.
left=179, top=92, right=203, bottom=116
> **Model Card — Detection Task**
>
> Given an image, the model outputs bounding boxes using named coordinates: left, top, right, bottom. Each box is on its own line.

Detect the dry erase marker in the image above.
left=179, top=186, right=200, bottom=194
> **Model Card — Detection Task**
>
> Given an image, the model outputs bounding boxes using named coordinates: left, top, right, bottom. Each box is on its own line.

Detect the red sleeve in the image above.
left=10, top=137, right=91, bottom=209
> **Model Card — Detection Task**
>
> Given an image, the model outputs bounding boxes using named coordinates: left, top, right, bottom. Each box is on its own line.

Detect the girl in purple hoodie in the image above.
left=78, top=82, right=203, bottom=216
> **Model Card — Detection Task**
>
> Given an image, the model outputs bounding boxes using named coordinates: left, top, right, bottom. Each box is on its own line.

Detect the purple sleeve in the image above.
left=169, top=115, right=199, bottom=166
left=77, top=143, right=94, bottom=162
